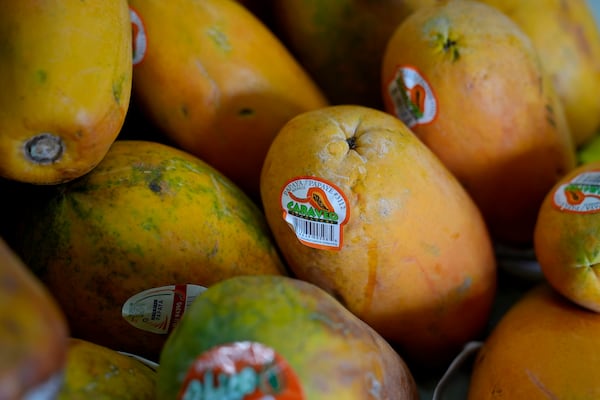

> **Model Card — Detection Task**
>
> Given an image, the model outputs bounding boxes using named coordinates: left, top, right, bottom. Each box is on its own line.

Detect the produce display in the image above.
left=1, top=0, right=600, bottom=399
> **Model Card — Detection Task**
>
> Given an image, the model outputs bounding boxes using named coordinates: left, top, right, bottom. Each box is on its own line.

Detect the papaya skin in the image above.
left=56, top=338, right=157, bottom=400
left=475, top=0, right=600, bottom=146
left=13, top=140, right=287, bottom=360
left=468, top=284, right=600, bottom=399
left=381, top=0, right=577, bottom=245
left=157, top=275, right=419, bottom=399
left=0, top=1, right=132, bottom=184
left=128, top=0, right=328, bottom=199
left=534, top=160, right=600, bottom=312
left=272, top=0, right=440, bottom=109
left=260, top=105, right=497, bottom=368
left=0, top=238, right=69, bottom=400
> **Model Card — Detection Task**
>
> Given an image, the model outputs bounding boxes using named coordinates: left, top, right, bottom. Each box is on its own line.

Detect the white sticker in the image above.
left=129, top=6, right=147, bottom=65
left=280, top=176, right=350, bottom=251
left=553, top=170, right=600, bottom=213
left=387, top=65, right=437, bottom=128
left=122, top=284, right=206, bottom=334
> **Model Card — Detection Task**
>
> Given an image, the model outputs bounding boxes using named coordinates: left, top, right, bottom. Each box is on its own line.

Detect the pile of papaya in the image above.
left=2, top=0, right=600, bottom=398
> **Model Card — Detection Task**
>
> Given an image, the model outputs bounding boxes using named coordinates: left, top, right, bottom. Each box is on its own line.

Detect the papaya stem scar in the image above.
left=24, top=133, right=64, bottom=164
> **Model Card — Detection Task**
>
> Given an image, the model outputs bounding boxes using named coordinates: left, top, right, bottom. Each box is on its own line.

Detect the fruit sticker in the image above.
left=129, top=6, right=147, bottom=65
left=122, top=284, right=205, bottom=334
left=178, top=341, right=304, bottom=400
left=387, top=65, right=437, bottom=128
left=553, top=170, right=600, bottom=213
left=280, top=177, right=350, bottom=251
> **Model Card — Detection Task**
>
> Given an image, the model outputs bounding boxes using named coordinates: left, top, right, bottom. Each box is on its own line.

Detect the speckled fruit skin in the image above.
left=0, top=238, right=69, bottom=400
left=0, top=1, right=132, bottom=184
left=381, top=0, right=577, bottom=246
left=534, top=160, right=600, bottom=312
left=475, top=0, right=600, bottom=147
left=468, top=284, right=600, bottom=399
left=260, top=105, right=497, bottom=368
left=56, top=338, right=157, bottom=400
left=128, top=0, right=328, bottom=199
left=13, top=140, right=287, bottom=360
left=157, top=275, right=420, bottom=400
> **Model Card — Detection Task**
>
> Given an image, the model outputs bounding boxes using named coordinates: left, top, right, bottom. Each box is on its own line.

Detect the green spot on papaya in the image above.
left=112, top=74, right=126, bottom=104
left=36, top=69, right=47, bottom=83
left=206, top=26, right=231, bottom=52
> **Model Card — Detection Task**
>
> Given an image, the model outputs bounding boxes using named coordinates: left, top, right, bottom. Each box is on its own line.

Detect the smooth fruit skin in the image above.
left=260, top=105, right=497, bottom=367
left=475, top=0, right=600, bottom=146
left=381, top=0, right=577, bottom=246
left=534, top=160, right=600, bottom=312
left=13, top=140, right=287, bottom=360
left=128, top=0, right=328, bottom=199
left=272, top=0, right=439, bottom=109
left=468, top=284, right=600, bottom=399
left=56, top=338, right=157, bottom=400
left=0, top=238, right=69, bottom=400
left=157, top=275, right=419, bottom=400
left=0, top=1, right=132, bottom=184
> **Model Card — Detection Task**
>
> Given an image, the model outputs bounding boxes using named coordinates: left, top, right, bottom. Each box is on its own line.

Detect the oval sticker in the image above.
left=553, top=170, right=600, bottom=214
left=129, top=6, right=147, bottom=65
left=122, top=284, right=206, bottom=334
left=178, top=341, right=304, bottom=400
left=280, top=176, right=350, bottom=251
left=387, top=65, right=438, bottom=128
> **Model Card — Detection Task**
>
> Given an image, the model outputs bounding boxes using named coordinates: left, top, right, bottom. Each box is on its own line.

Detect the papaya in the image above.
left=56, top=338, right=157, bottom=400
left=468, top=283, right=600, bottom=399
left=381, top=0, right=577, bottom=245
left=0, top=1, right=132, bottom=184
left=0, top=237, right=69, bottom=399
left=534, top=159, right=600, bottom=312
left=156, top=275, right=419, bottom=399
left=12, top=139, right=287, bottom=360
left=260, top=105, right=497, bottom=368
left=474, top=0, right=600, bottom=146
left=128, top=0, right=328, bottom=200
left=272, top=0, right=439, bottom=109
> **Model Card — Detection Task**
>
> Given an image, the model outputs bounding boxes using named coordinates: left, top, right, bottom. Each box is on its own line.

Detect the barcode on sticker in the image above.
left=292, top=217, right=339, bottom=245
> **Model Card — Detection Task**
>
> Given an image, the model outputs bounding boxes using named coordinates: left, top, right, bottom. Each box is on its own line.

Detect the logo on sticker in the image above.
left=122, top=284, right=206, bottom=334
left=281, top=177, right=349, bottom=251
left=553, top=170, right=600, bottom=213
left=179, top=341, right=304, bottom=400
left=387, top=65, right=437, bottom=128
left=129, top=6, right=147, bottom=65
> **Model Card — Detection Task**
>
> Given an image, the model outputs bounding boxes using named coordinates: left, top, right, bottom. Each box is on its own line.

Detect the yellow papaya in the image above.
left=128, top=0, right=328, bottom=200
left=0, top=237, right=69, bottom=399
left=56, top=338, right=157, bottom=400
left=0, top=1, right=132, bottom=184
left=12, top=139, right=287, bottom=360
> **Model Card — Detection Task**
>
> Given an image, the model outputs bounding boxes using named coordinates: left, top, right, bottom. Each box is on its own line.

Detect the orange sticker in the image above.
left=280, top=176, right=350, bottom=251
left=387, top=65, right=438, bottom=128
left=178, top=341, right=304, bottom=400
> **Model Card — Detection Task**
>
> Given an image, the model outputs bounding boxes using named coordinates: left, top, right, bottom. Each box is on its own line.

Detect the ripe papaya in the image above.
left=260, top=105, right=497, bottom=368
left=0, top=1, right=132, bottom=184
left=157, top=275, right=419, bottom=399
left=56, top=338, right=157, bottom=400
left=0, top=237, right=69, bottom=399
left=128, top=0, right=328, bottom=200
left=12, top=139, right=287, bottom=360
